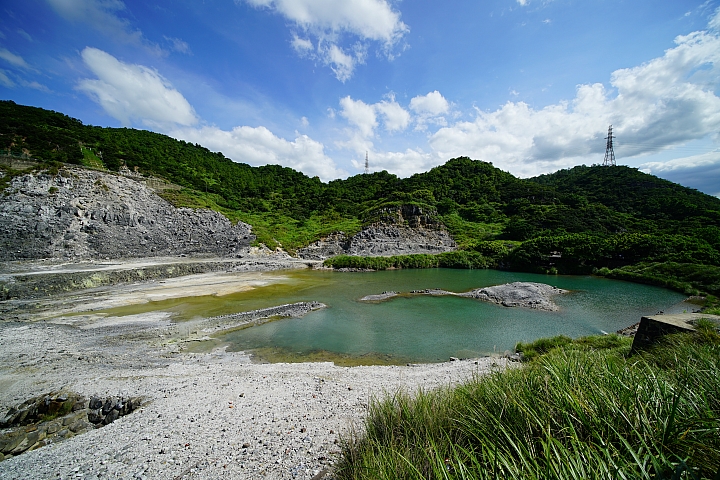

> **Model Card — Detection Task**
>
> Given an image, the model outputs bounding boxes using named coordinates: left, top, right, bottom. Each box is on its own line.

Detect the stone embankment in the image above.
left=200, top=302, right=327, bottom=335
left=0, top=391, right=144, bottom=462
left=298, top=205, right=456, bottom=260
left=0, top=166, right=254, bottom=261
left=360, top=282, right=568, bottom=311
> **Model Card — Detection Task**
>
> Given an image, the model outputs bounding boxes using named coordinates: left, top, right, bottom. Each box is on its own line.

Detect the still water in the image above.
left=175, top=269, right=687, bottom=363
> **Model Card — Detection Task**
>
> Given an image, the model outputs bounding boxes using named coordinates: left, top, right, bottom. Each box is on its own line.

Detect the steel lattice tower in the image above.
left=603, top=125, right=616, bottom=166
left=364, top=151, right=369, bottom=174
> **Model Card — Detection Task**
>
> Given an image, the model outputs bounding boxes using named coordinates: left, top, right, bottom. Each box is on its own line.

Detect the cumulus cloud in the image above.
left=410, top=91, right=449, bottom=116
left=409, top=90, right=450, bottom=130
left=244, top=0, right=407, bottom=43
left=0, top=47, right=31, bottom=69
left=243, top=0, right=408, bottom=81
left=376, top=97, right=411, bottom=132
left=339, top=18, right=720, bottom=181
left=46, top=0, right=161, bottom=54
left=77, top=47, right=198, bottom=128
left=339, top=96, right=377, bottom=138
left=338, top=94, right=415, bottom=143
left=425, top=24, right=720, bottom=177
left=170, top=125, right=345, bottom=181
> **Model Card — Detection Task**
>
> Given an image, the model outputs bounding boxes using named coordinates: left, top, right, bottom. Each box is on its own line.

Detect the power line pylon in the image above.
left=364, top=151, right=369, bottom=174
left=603, top=125, right=616, bottom=166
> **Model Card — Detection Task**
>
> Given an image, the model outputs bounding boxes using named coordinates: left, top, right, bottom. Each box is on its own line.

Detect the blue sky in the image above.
left=2, top=0, right=720, bottom=196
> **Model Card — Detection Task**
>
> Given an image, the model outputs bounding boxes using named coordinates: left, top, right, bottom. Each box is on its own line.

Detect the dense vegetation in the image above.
left=336, top=326, right=720, bottom=479
left=3, top=100, right=720, bottom=292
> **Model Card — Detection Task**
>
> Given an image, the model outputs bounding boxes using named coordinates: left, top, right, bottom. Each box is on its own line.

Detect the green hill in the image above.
left=3, top=100, right=720, bottom=294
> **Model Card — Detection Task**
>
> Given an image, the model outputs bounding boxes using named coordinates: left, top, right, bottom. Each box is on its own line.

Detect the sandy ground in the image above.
left=0, top=255, right=315, bottom=321
left=0, top=259, right=507, bottom=479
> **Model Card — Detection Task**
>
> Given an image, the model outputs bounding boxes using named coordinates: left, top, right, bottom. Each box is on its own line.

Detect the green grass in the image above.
left=514, top=333, right=633, bottom=362
left=324, top=251, right=493, bottom=270
left=440, top=213, right=505, bottom=249
left=80, top=146, right=105, bottom=169
left=158, top=187, right=362, bottom=254
left=235, top=211, right=361, bottom=254
left=336, top=331, right=720, bottom=479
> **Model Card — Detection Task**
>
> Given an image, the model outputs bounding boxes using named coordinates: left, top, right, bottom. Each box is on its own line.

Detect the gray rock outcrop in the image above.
left=359, top=282, right=568, bottom=311
left=298, top=205, right=456, bottom=260
left=0, top=167, right=254, bottom=261
left=0, top=391, right=145, bottom=461
left=460, top=282, right=568, bottom=311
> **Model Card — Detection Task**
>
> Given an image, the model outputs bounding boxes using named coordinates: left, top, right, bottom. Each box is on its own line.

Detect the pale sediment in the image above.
left=0, top=316, right=506, bottom=479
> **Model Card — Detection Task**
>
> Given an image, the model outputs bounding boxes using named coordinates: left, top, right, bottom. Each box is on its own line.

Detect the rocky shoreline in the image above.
left=0, top=313, right=506, bottom=479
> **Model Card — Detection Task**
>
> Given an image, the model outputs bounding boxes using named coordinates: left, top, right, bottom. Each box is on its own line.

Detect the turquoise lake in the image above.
left=202, top=269, right=687, bottom=363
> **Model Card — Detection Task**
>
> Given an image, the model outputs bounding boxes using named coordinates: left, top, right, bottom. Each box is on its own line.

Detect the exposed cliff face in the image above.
left=0, top=167, right=254, bottom=261
left=298, top=204, right=456, bottom=260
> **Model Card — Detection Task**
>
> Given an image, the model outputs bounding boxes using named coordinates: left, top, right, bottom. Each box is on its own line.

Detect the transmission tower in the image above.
left=603, top=125, right=616, bottom=166
left=364, top=151, right=369, bottom=174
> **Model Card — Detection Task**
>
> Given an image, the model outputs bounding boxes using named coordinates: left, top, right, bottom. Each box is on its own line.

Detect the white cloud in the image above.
left=243, top=0, right=408, bottom=81
left=170, top=125, right=345, bottom=181
left=338, top=94, right=412, bottom=141
left=339, top=96, right=377, bottom=138
left=324, top=43, right=357, bottom=82
left=410, top=91, right=449, bottom=116
left=409, top=90, right=450, bottom=130
left=424, top=24, right=720, bottom=177
left=375, top=97, right=410, bottom=132
left=291, top=35, right=314, bottom=53
left=244, top=0, right=407, bottom=43
left=77, top=47, right=198, bottom=127
left=46, top=0, right=161, bottom=53
left=517, top=0, right=528, bottom=5
left=0, top=47, right=31, bottom=69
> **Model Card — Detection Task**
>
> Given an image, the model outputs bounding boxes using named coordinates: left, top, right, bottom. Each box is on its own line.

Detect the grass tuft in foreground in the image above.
left=336, top=331, right=720, bottom=479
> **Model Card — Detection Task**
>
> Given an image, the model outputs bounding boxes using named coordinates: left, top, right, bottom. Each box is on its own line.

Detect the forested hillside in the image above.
left=3, top=100, right=720, bottom=295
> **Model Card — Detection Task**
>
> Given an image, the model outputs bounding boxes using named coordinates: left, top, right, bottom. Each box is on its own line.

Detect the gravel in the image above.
left=0, top=305, right=507, bottom=479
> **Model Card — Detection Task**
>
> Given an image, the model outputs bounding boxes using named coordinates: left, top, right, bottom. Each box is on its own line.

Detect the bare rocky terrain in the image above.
left=0, top=296, right=506, bottom=479
left=0, top=166, right=505, bottom=478
left=0, top=166, right=254, bottom=261
left=297, top=205, right=456, bottom=260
